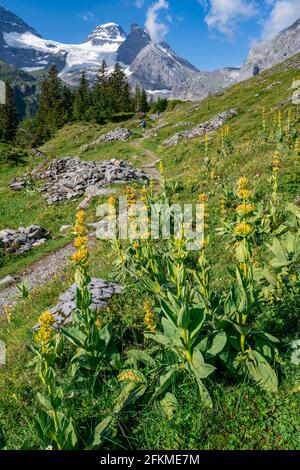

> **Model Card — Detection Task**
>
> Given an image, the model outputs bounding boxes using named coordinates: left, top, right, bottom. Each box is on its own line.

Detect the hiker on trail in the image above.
left=141, top=120, right=147, bottom=131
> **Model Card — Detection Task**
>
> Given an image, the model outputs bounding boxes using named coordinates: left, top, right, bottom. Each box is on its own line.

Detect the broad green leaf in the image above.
left=98, top=323, right=113, bottom=346
left=207, top=331, right=227, bottom=356
left=190, top=349, right=216, bottom=379
left=189, top=307, right=206, bottom=343
left=245, top=350, right=278, bottom=393
left=114, top=382, right=148, bottom=414
left=126, top=349, right=156, bottom=366
left=61, top=327, right=85, bottom=348
left=160, top=393, right=178, bottom=420
left=90, top=416, right=114, bottom=448
left=196, top=379, right=213, bottom=409
left=152, top=367, right=178, bottom=400
left=161, top=317, right=182, bottom=348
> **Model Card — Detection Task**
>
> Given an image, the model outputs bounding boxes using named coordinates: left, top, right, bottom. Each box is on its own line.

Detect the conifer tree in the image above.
left=73, top=72, right=90, bottom=121
left=36, top=65, right=70, bottom=141
left=134, top=85, right=142, bottom=112
left=140, top=89, right=150, bottom=113
left=109, top=63, right=132, bottom=113
left=0, top=81, right=18, bottom=142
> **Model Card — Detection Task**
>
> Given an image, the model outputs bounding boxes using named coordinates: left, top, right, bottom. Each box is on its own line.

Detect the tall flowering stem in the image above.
left=270, top=150, right=281, bottom=226
left=234, top=177, right=254, bottom=353
left=198, top=193, right=211, bottom=314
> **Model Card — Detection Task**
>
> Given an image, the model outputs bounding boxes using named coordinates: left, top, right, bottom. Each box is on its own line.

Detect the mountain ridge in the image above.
left=0, top=5, right=299, bottom=100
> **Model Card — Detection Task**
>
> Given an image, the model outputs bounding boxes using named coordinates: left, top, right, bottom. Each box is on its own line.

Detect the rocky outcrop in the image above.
left=128, top=42, right=199, bottom=94
left=117, top=24, right=150, bottom=65
left=239, top=19, right=300, bottom=81
left=80, top=127, right=133, bottom=152
left=0, top=225, right=49, bottom=255
left=171, top=68, right=240, bottom=101
left=163, top=109, right=238, bottom=146
left=10, top=157, right=148, bottom=204
left=36, top=279, right=123, bottom=328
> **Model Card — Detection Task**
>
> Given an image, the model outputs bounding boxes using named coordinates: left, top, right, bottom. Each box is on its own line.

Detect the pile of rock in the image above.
left=163, top=109, right=238, bottom=146
left=80, top=127, right=132, bottom=152
left=10, top=157, right=148, bottom=204
left=0, top=225, right=49, bottom=255
left=36, top=279, right=123, bottom=328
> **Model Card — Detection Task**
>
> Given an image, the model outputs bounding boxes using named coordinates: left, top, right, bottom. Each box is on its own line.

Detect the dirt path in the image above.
left=0, top=135, right=161, bottom=314
left=129, top=133, right=161, bottom=183
left=0, top=243, right=75, bottom=315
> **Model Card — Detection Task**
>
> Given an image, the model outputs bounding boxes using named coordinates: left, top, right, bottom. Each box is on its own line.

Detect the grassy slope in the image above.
left=0, top=53, right=300, bottom=449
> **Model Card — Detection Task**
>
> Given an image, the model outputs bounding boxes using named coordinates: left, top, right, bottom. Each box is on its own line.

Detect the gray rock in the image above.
left=0, top=225, right=49, bottom=255
left=0, top=275, right=16, bottom=288
left=80, top=128, right=133, bottom=152
left=11, top=157, right=148, bottom=204
left=32, top=149, right=46, bottom=159
left=163, top=109, right=238, bottom=146
left=59, top=225, right=73, bottom=233
left=35, top=278, right=123, bottom=328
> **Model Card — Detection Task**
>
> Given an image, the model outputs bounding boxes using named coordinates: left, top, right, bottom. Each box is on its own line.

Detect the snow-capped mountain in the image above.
left=0, top=4, right=299, bottom=101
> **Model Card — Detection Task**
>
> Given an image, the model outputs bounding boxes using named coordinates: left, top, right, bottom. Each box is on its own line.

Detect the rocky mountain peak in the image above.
left=85, top=22, right=127, bottom=47
left=0, top=4, right=41, bottom=37
left=117, top=23, right=150, bottom=65
left=239, top=16, right=300, bottom=80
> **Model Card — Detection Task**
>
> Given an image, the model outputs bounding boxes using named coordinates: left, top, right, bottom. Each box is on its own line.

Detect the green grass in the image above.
left=0, top=52, right=300, bottom=450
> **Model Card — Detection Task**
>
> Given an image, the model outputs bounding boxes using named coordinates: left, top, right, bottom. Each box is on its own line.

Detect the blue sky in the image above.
left=2, top=1, right=300, bottom=70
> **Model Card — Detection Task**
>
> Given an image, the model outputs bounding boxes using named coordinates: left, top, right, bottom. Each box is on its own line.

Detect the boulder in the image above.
left=0, top=225, right=49, bottom=255
left=163, top=109, right=238, bottom=146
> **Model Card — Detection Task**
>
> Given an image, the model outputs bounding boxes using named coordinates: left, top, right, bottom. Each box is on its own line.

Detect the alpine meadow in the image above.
left=0, top=1, right=299, bottom=455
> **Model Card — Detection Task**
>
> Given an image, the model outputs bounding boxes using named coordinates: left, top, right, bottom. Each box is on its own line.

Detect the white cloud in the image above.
left=79, top=11, right=98, bottom=23
left=134, top=0, right=145, bottom=8
left=200, top=0, right=257, bottom=38
left=145, top=0, right=170, bottom=43
left=262, top=0, right=300, bottom=38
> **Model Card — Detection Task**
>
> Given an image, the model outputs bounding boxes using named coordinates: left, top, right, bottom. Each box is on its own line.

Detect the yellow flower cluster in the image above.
left=234, top=222, right=253, bottom=237
left=118, top=370, right=144, bottom=383
left=237, top=177, right=251, bottom=201
left=199, top=193, right=209, bottom=247
left=236, top=203, right=254, bottom=217
left=74, top=210, right=86, bottom=236
left=273, top=150, right=280, bottom=173
left=204, top=133, right=209, bottom=156
left=199, top=193, right=209, bottom=203
left=220, top=197, right=226, bottom=220
left=159, top=161, right=164, bottom=177
left=71, top=210, right=89, bottom=267
left=35, top=310, right=55, bottom=346
left=74, top=236, right=88, bottom=249
left=262, top=107, right=266, bottom=130
left=71, top=247, right=89, bottom=265
left=144, top=302, right=156, bottom=333
left=108, top=196, right=116, bottom=207
left=127, top=186, right=136, bottom=208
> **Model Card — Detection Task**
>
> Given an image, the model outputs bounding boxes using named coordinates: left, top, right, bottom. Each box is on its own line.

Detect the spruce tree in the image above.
left=0, top=82, right=18, bottom=142
left=109, top=63, right=132, bottom=113
left=134, top=85, right=142, bottom=112
left=36, top=65, right=70, bottom=141
left=73, top=72, right=90, bottom=121
left=140, top=89, right=150, bottom=113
